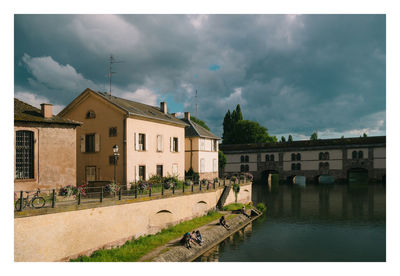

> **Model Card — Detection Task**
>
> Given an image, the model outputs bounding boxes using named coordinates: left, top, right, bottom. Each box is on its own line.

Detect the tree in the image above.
left=229, top=120, right=277, bottom=144
left=363, top=133, right=368, bottom=137
left=232, top=104, right=243, bottom=122
left=310, top=132, right=318, bottom=140
left=288, top=135, right=293, bottom=142
left=218, top=150, right=226, bottom=170
left=190, top=116, right=210, bottom=131
left=280, top=136, right=286, bottom=142
left=341, top=135, right=344, bottom=139
left=222, top=110, right=233, bottom=144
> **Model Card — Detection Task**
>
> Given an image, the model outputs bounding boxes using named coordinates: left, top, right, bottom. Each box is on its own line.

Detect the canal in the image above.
left=195, top=181, right=386, bottom=262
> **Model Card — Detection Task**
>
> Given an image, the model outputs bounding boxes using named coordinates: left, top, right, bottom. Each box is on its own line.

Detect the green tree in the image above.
left=218, top=150, right=226, bottom=170
left=341, top=135, right=344, bottom=139
left=280, top=136, right=286, bottom=142
left=363, top=133, right=368, bottom=137
left=190, top=116, right=210, bottom=131
left=230, top=120, right=277, bottom=144
left=310, top=132, right=318, bottom=140
left=222, top=110, right=233, bottom=144
left=232, top=104, right=243, bottom=122
left=288, top=135, right=293, bottom=142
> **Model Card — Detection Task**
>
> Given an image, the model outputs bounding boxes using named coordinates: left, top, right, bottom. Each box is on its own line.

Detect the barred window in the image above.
left=15, top=130, right=34, bottom=179
left=109, top=127, right=117, bottom=137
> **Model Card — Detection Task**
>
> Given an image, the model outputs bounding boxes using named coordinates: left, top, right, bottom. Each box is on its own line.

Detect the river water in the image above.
left=195, top=182, right=386, bottom=262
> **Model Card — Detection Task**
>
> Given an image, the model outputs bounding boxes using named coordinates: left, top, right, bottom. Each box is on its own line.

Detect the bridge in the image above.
left=220, top=136, right=386, bottom=184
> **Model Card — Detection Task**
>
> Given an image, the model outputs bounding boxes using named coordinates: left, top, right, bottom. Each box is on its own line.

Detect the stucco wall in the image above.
left=14, top=125, right=77, bottom=191
left=14, top=183, right=252, bottom=262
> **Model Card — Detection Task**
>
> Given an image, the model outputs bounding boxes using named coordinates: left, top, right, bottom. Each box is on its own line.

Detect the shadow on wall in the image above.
left=149, top=210, right=174, bottom=234
left=192, top=201, right=208, bottom=216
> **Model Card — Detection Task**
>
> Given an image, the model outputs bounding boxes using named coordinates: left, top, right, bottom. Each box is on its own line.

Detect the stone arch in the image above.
left=192, top=200, right=208, bottom=216
left=149, top=209, right=174, bottom=232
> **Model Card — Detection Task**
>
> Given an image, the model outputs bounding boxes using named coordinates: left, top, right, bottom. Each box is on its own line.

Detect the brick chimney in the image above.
left=184, top=112, right=190, bottom=120
left=160, top=102, right=167, bottom=114
left=41, top=103, right=53, bottom=118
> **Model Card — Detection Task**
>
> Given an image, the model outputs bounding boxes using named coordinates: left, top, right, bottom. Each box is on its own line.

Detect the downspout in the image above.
left=190, top=138, right=193, bottom=169
left=123, top=117, right=127, bottom=188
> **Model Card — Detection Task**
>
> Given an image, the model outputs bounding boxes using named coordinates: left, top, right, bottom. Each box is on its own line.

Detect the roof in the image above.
left=59, top=88, right=188, bottom=127
left=220, top=136, right=386, bottom=152
left=14, top=98, right=82, bottom=126
left=180, top=118, right=220, bottom=139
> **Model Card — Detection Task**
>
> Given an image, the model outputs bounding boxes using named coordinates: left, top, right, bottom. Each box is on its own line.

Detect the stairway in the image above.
left=216, top=185, right=231, bottom=210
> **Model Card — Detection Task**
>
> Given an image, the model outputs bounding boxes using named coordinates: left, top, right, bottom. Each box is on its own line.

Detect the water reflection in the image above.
left=195, top=182, right=385, bottom=262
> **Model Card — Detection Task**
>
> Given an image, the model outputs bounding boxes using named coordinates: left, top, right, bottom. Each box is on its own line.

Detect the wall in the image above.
left=14, top=183, right=252, bottom=262
left=185, top=137, right=219, bottom=179
left=14, top=125, right=77, bottom=191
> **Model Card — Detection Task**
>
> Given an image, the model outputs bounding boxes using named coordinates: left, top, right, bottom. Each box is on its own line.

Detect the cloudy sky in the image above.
left=14, top=14, right=386, bottom=140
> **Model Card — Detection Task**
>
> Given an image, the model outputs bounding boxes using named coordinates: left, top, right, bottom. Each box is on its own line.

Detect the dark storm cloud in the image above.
left=14, top=14, right=385, bottom=139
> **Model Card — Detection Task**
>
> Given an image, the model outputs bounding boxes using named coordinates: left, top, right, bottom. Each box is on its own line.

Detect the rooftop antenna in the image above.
left=195, top=89, right=198, bottom=118
left=108, top=54, right=123, bottom=95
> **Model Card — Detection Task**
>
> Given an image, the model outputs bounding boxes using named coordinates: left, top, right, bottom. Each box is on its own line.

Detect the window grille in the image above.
left=15, top=130, right=34, bottom=179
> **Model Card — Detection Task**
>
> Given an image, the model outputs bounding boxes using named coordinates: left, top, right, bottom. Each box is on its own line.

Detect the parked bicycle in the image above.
left=15, top=189, right=46, bottom=210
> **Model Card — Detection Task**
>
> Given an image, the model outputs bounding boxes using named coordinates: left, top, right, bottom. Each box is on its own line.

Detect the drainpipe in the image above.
left=190, top=138, right=193, bottom=169
left=123, top=117, right=127, bottom=188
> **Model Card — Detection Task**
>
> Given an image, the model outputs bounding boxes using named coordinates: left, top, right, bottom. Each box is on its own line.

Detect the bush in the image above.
left=105, top=182, right=120, bottom=194
left=148, top=175, right=163, bottom=185
left=59, top=185, right=76, bottom=197
left=200, top=179, right=208, bottom=186
left=185, top=167, right=199, bottom=182
left=256, top=202, right=266, bottom=213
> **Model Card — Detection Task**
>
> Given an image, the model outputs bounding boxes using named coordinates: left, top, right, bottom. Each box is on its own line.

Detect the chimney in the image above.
left=184, top=112, right=190, bottom=120
left=41, top=103, right=53, bottom=118
left=160, top=102, right=167, bottom=114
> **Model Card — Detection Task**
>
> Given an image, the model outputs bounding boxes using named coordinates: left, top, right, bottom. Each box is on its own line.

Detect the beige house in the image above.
left=180, top=112, right=220, bottom=180
left=14, top=98, right=81, bottom=191
left=59, top=88, right=187, bottom=187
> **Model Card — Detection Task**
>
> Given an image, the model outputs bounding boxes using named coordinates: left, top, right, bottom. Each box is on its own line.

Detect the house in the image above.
left=14, top=98, right=81, bottom=191
left=58, top=88, right=187, bottom=188
left=180, top=112, right=220, bottom=180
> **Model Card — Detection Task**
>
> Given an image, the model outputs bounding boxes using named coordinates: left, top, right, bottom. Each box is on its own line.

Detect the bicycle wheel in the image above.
left=31, top=196, right=46, bottom=209
left=15, top=199, right=27, bottom=210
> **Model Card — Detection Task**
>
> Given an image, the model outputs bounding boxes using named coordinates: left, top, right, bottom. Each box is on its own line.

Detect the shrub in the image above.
left=148, top=175, right=163, bottom=185
left=105, top=182, right=120, bottom=194
left=77, top=182, right=89, bottom=197
left=184, top=180, right=193, bottom=186
left=200, top=179, right=208, bottom=186
left=185, top=167, right=199, bottom=182
left=256, top=202, right=266, bottom=213
left=59, top=185, right=76, bottom=197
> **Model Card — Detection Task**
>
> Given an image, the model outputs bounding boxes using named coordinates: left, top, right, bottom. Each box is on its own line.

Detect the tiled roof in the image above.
left=180, top=118, right=220, bottom=139
left=220, top=136, right=386, bottom=151
left=95, top=91, right=187, bottom=127
left=14, top=98, right=81, bottom=126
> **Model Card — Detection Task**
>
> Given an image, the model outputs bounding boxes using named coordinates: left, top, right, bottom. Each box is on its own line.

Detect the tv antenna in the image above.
left=108, top=54, right=123, bottom=95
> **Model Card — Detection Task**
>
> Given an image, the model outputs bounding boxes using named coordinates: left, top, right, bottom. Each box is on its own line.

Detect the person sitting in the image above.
left=183, top=232, right=192, bottom=249
left=241, top=206, right=251, bottom=218
left=195, top=230, right=203, bottom=245
left=219, top=216, right=230, bottom=230
left=190, top=231, right=200, bottom=245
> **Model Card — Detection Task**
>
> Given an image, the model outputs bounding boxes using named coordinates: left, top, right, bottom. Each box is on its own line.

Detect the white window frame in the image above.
left=200, top=158, right=205, bottom=173
left=157, top=135, right=163, bottom=152
left=200, top=138, right=205, bottom=151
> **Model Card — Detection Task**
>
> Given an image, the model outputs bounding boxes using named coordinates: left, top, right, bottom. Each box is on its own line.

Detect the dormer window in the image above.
left=86, top=110, right=96, bottom=119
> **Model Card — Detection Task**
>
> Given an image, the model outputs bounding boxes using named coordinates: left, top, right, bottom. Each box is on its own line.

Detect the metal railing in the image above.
left=14, top=175, right=253, bottom=213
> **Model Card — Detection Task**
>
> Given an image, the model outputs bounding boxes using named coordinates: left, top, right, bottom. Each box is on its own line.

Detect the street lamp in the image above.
left=113, top=144, right=120, bottom=184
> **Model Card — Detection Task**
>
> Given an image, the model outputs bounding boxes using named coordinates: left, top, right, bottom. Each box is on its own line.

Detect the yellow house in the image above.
left=180, top=112, right=220, bottom=180
left=59, top=88, right=187, bottom=188
left=14, top=98, right=81, bottom=192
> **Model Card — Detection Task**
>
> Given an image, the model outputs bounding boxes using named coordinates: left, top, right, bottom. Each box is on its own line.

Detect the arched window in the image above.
left=240, top=156, right=244, bottom=163
left=245, top=165, right=249, bottom=172
left=291, top=153, right=296, bottom=161
left=352, top=151, right=357, bottom=160
left=325, top=152, right=329, bottom=160
left=86, top=110, right=96, bottom=119
left=296, top=153, right=301, bottom=161
left=270, top=154, right=275, bottom=161
left=265, top=154, right=269, bottom=161
left=319, top=152, right=324, bottom=160
left=325, top=162, right=329, bottom=170
left=245, top=155, right=249, bottom=162
left=240, top=165, right=244, bottom=172
left=15, top=130, right=34, bottom=179
left=291, top=163, right=296, bottom=170
left=296, top=163, right=301, bottom=170
left=358, top=151, right=363, bottom=159
left=319, top=162, right=324, bottom=169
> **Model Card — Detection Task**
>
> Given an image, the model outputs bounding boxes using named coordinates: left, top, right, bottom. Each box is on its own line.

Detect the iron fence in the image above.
left=14, top=174, right=253, bottom=212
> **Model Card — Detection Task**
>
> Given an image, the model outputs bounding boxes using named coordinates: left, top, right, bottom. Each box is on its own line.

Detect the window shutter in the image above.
left=95, top=134, right=100, bottom=152
left=135, top=133, right=139, bottom=151
left=135, top=165, right=139, bottom=182
left=80, top=135, right=86, bottom=152
left=216, top=141, right=219, bottom=151
left=170, top=137, right=173, bottom=152
left=177, top=138, right=180, bottom=152
left=145, top=134, right=148, bottom=151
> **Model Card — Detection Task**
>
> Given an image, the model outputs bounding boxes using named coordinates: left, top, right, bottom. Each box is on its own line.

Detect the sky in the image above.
left=14, top=14, right=386, bottom=140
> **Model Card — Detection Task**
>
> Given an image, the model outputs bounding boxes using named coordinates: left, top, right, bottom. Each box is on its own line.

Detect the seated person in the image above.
left=183, top=232, right=192, bottom=249
left=219, top=216, right=230, bottom=229
left=241, top=206, right=251, bottom=218
left=191, top=231, right=200, bottom=245
left=195, top=230, right=203, bottom=245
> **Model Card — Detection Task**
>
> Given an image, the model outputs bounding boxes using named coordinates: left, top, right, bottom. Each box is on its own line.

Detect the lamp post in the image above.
left=113, top=144, right=120, bottom=184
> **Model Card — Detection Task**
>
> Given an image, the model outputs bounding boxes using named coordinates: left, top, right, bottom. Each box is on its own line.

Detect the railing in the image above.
left=14, top=175, right=253, bottom=213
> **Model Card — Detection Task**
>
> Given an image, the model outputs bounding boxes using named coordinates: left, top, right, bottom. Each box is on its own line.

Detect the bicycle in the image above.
left=15, top=189, right=46, bottom=210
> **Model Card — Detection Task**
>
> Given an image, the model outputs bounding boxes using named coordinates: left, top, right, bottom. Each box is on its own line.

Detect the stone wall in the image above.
left=14, top=183, right=252, bottom=262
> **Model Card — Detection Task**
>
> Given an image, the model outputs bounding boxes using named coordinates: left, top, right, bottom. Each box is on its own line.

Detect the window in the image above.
left=240, top=165, right=244, bottom=172
left=291, top=163, right=296, bottom=170
left=173, top=137, right=179, bottom=152
left=86, top=110, right=96, bottom=119
left=109, top=127, right=117, bottom=137
left=325, top=152, right=329, bottom=160
left=245, top=155, right=249, bottom=162
left=245, top=165, right=249, bottom=172
left=157, top=165, right=163, bottom=177
left=200, top=138, right=205, bottom=150
left=325, top=162, right=329, bottom=170
left=270, top=155, right=274, bottom=161
left=319, top=152, right=324, bottom=160
left=85, top=134, right=95, bottom=153
left=200, top=159, right=205, bottom=173
left=296, top=153, right=301, bottom=161
left=358, top=151, right=363, bottom=159
left=172, top=164, right=178, bottom=175
left=86, top=166, right=96, bottom=181
left=296, top=163, right=301, bottom=170
left=157, top=135, right=163, bottom=152
left=240, top=156, right=244, bottom=163
left=213, top=159, right=218, bottom=172
left=212, top=140, right=218, bottom=152
left=352, top=151, right=357, bottom=160
left=109, top=155, right=116, bottom=165
left=15, top=130, right=34, bottom=179
left=291, top=153, right=296, bottom=161
left=266, top=155, right=270, bottom=161
left=139, top=165, right=146, bottom=181
left=139, top=134, right=146, bottom=151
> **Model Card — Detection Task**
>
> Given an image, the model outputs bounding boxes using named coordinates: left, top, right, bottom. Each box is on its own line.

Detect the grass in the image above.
left=222, top=203, right=252, bottom=211
left=70, top=210, right=223, bottom=262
